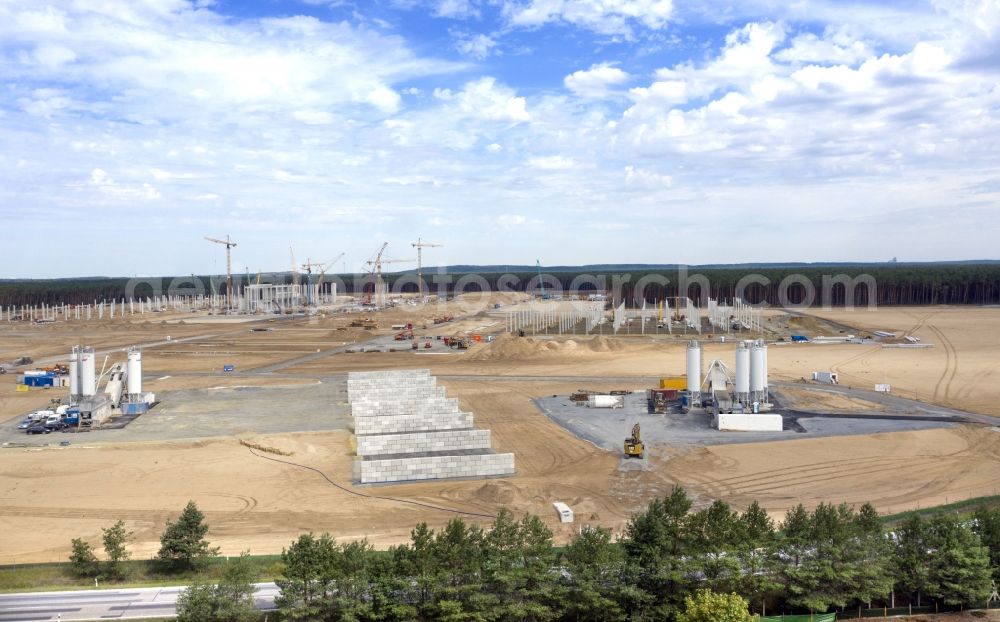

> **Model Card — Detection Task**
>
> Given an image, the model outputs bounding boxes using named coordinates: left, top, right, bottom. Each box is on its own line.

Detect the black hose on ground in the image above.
left=245, top=446, right=498, bottom=519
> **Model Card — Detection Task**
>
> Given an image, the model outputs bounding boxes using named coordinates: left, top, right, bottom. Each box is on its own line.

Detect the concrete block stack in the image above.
left=348, top=369, right=515, bottom=484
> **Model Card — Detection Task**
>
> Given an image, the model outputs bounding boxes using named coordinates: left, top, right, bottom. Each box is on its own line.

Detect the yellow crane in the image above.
left=204, top=235, right=237, bottom=309
left=412, top=238, right=443, bottom=298
left=624, top=423, right=644, bottom=459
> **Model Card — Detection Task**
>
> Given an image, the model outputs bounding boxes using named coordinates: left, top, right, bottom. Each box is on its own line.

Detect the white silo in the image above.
left=734, top=341, right=751, bottom=405
left=750, top=341, right=766, bottom=404
left=80, top=346, right=96, bottom=397
left=126, top=347, right=142, bottom=397
left=686, top=340, right=702, bottom=406
left=762, top=341, right=769, bottom=402
left=69, top=346, right=80, bottom=400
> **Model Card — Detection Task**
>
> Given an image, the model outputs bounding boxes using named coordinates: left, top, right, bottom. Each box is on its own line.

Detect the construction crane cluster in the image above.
left=204, top=235, right=442, bottom=313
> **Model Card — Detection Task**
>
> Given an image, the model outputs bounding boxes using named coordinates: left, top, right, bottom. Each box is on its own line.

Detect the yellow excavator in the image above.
left=624, top=423, right=644, bottom=459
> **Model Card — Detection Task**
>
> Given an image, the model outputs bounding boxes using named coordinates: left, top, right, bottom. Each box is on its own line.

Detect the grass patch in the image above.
left=881, top=495, right=1000, bottom=525
left=0, top=554, right=285, bottom=593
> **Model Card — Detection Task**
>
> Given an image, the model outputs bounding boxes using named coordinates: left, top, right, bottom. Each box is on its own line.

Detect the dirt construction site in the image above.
left=2, top=296, right=1000, bottom=563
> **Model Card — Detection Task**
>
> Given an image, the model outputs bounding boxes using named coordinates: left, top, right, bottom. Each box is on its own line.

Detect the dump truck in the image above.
left=624, top=423, right=644, bottom=459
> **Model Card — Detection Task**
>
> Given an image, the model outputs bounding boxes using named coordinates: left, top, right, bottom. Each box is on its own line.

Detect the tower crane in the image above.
left=411, top=238, right=443, bottom=298
left=365, top=244, right=414, bottom=308
left=302, top=252, right=346, bottom=306
left=204, top=235, right=237, bottom=309
left=363, top=243, right=388, bottom=306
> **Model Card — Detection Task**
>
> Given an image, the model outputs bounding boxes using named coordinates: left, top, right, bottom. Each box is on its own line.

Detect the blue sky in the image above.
left=1, top=0, right=998, bottom=277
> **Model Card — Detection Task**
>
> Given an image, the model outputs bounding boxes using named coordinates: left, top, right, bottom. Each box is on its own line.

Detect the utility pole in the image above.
left=204, top=235, right=237, bottom=310
left=412, top=238, right=443, bottom=298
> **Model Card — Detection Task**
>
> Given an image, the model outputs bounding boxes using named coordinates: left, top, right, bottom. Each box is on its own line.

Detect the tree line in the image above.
left=87, top=491, right=1000, bottom=621
left=5, top=263, right=1000, bottom=307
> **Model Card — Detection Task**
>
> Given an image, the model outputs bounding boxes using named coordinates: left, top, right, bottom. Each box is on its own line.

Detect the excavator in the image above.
left=624, top=423, right=644, bottom=459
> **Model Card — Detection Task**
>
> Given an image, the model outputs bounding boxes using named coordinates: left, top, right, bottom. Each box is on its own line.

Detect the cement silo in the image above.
left=126, top=347, right=142, bottom=397
left=750, top=340, right=766, bottom=404
left=69, top=346, right=80, bottom=401
left=686, top=341, right=702, bottom=406
left=734, top=341, right=750, bottom=406
left=80, top=346, right=96, bottom=397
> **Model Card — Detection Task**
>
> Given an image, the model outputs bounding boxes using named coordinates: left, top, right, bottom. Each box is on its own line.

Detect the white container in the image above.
left=588, top=395, right=624, bottom=409
left=553, top=501, right=574, bottom=523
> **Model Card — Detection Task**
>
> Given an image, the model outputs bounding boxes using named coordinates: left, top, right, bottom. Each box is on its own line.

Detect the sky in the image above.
left=1, top=0, right=998, bottom=278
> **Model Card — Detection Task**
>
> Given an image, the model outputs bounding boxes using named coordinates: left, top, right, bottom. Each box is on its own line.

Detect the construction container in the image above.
left=121, top=402, right=149, bottom=415
left=659, top=376, right=686, bottom=390
left=812, top=371, right=839, bottom=384
left=552, top=501, right=574, bottom=523
left=24, top=375, right=55, bottom=387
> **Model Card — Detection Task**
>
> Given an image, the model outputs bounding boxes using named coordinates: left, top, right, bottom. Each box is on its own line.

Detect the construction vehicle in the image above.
left=624, top=423, right=644, bottom=459
left=445, top=336, right=470, bottom=350
left=433, top=316, right=454, bottom=324
left=394, top=323, right=414, bottom=341
left=646, top=389, right=676, bottom=414
left=349, top=318, right=378, bottom=329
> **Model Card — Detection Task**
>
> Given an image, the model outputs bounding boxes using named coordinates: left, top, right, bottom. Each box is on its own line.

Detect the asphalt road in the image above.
left=0, top=583, right=279, bottom=621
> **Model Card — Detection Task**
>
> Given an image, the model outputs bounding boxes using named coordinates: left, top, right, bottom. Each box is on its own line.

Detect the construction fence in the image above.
left=762, top=601, right=997, bottom=620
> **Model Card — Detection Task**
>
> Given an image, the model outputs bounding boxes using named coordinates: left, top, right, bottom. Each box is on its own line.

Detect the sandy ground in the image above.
left=1, top=304, right=1000, bottom=563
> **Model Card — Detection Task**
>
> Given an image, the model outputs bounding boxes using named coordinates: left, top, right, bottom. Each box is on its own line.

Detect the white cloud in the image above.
left=775, top=29, right=872, bottom=65
left=527, top=155, right=575, bottom=169
left=453, top=77, right=529, bottom=122
left=435, top=0, right=480, bottom=18
left=504, top=0, right=673, bottom=35
left=455, top=33, right=497, bottom=59
left=86, top=168, right=161, bottom=200
left=564, top=63, right=630, bottom=98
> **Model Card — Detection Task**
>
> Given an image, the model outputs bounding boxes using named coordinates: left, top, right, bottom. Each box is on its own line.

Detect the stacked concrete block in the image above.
left=356, top=429, right=493, bottom=457
left=354, top=411, right=474, bottom=436
left=349, top=369, right=515, bottom=484
left=354, top=453, right=516, bottom=483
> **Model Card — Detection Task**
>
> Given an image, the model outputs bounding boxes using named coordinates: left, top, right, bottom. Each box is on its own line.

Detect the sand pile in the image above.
left=467, top=335, right=629, bottom=361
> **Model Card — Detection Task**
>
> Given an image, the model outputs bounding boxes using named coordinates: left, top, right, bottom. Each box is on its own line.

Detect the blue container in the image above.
left=122, top=402, right=149, bottom=415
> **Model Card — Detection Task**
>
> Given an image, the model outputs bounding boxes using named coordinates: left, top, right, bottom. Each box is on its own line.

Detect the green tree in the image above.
left=102, top=520, right=133, bottom=581
left=676, top=589, right=754, bottom=622
left=176, top=552, right=258, bottom=622
left=562, top=526, right=628, bottom=621
left=924, top=514, right=992, bottom=605
left=69, top=538, right=99, bottom=578
left=851, top=503, right=893, bottom=605
left=158, top=501, right=220, bottom=572
left=895, top=515, right=932, bottom=606
left=736, top=501, right=780, bottom=615
left=687, top=500, right=745, bottom=595
left=622, top=485, right=695, bottom=619
left=275, top=532, right=336, bottom=620
left=973, top=506, right=1000, bottom=582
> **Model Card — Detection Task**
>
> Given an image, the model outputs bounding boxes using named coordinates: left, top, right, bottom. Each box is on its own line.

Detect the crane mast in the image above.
left=412, top=238, right=443, bottom=298
left=204, top=235, right=237, bottom=310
